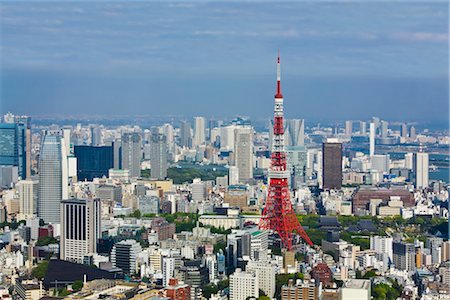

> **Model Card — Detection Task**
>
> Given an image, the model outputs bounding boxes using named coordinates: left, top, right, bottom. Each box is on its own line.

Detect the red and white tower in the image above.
left=259, top=53, right=313, bottom=250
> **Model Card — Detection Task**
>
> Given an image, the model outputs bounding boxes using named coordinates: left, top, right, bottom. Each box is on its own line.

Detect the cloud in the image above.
left=390, top=32, right=448, bottom=42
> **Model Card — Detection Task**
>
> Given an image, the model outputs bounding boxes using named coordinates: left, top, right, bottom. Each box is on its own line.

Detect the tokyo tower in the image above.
left=259, top=52, right=313, bottom=250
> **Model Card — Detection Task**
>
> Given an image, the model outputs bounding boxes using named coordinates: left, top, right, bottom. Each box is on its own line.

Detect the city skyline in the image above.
left=1, top=2, right=448, bottom=123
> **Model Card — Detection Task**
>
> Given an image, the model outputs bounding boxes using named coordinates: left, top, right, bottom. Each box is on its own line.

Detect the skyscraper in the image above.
left=60, top=198, right=101, bottom=263
left=17, top=179, right=38, bottom=220
left=193, top=117, right=206, bottom=146
left=369, top=122, right=375, bottom=156
left=393, top=241, right=415, bottom=271
left=322, top=141, right=342, bottom=190
left=179, top=121, right=192, bottom=148
left=345, top=120, right=352, bottom=137
left=234, top=127, right=253, bottom=182
left=401, top=123, right=408, bottom=138
left=91, top=126, right=102, bottom=146
left=409, top=126, right=417, bottom=140
left=286, top=119, right=305, bottom=146
left=413, top=151, right=429, bottom=189
left=38, top=131, right=68, bottom=224
left=380, top=120, right=389, bottom=138
left=74, top=145, right=114, bottom=181
left=121, top=132, right=142, bottom=178
left=0, top=122, right=28, bottom=179
left=359, top=121, right=367, bottom=135
left=150, top=134, right=168, bottom=179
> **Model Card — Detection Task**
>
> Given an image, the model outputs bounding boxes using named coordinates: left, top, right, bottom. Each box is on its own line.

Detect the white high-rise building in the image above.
left=162, top=257, right=175, bottom=287
left=369, top=122, right=375, bottom=157
left=229, top=268, right=259, bottom=300
left=359, top=121, right=366, bottom=135
left=246, top=261, right=275, bottom=298
left=17, top=179, right=38, bottom=220
left=414, top=152, right=429, bottom=189
left=405, top=153, right=414, bottom=169
left=371, top=154, right=390, bottom=173
left=162, top=123, right=175, bottom=153
left=229, top=166, right=239, bottom=185
left=191, top=178, right=206, bottom=203
left=60, top=198, right=101, bottom=263
left=220, top=125, right=238, bottom=150
left=38, top=131, right=68, bottom=224
left=234, top=127, right=253, bottom=182
left=345, top=121, right=353, bottom=137
left=286, top=119, right=305, bottom=146
left=193, top=117, right=206, bottom=146
left=370, top=236, right=393, bottom=262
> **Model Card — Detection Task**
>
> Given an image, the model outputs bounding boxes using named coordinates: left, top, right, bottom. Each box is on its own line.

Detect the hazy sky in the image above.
left=0, top=1, right=448, bottom=123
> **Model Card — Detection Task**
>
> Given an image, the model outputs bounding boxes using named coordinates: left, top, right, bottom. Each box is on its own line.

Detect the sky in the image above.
left=0, top=1, right=448, bottom=124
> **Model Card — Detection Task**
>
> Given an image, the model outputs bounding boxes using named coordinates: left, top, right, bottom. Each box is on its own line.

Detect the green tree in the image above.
left=36, top=236, right=58, bottom=246
left=72, top=280, right=83, bottom=292
left=202, top=284, right=219, bottom=298
left=31, top=260, right=49, bottom=280
left=130, top=209, right=141, bottom=218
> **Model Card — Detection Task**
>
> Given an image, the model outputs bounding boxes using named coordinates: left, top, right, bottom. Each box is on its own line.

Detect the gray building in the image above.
left=150, top=134, right=168, bottom=179
left=179, top=121, right=192, bottom=148
left=60, top=198, right=101, bottom=263
left=38, top=131, right=67, bottom=224
left=111, top=240, right=142, bottom=275
left=393, top=241, right=415, bottom=271
left=121, top=133, right=142, bottom=178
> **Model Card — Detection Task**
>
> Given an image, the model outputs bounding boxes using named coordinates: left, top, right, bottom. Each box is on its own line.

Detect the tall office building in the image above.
left=369, top=122, right=375, bottom=156
left=121, top=132, right=142, bottom=178
left=38, top=131, right=68, bottom=224
left=228, top=166, right=239, bottom=185
left=393, top=241, right=415, bottom=271
left=162, top=257, right=175, bottom=287
left=322, top=141, right=342, bottom=190
left=150, top=134, right=168, bottom=179
left=60, top=198, right=101, bottom=263
left=345, top=121, right=352, bottom=137
left=409, top=126, right=417, bottom=140
left=286, top=119, right=305, bottom=146
left=62, top=127, right=72, bottom=155
left=246, top=261, right=276, bottom=298
left=91, top=126, right=102, bottom=146
left=401, top=123, right=408, bottom=138
left=111, top=240, right=142, bottom=275
left=371, top=154, right=390, bottom=173
left=179, top=121, right=192, bottom=148
left=413, top=152, right=429, bottom=189
left=162, top=123, right=175, bottom=154
left=229, top=269, right=259, bottom=300
left=74, top=145, right=114, bottom=181
left=193, top=117, right=206, bottom=146
left=370, top=236, right=393, bottom=262
left=17, top=179, right=38, bottom=220
left=287, top=146, right=307, bottom=189
left=380, top=120, right=389, bottom=138
left=359, top=121, right=367, bottom=135
left=234, top=127, right=253, bottom=182
left=0, top=122, right=29, bottom=179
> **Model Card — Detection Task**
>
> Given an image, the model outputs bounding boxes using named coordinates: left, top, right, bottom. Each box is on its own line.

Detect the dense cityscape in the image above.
left=1, top=1, right=449, bottom=300
left=0, top=52, right=449, bottom=300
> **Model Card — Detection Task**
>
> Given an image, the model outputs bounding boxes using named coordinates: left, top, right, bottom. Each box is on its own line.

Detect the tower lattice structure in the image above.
left=259, top=53, right=313, bottom=250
